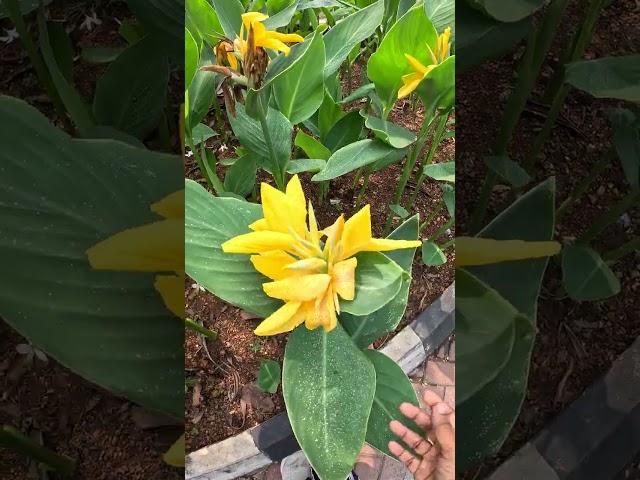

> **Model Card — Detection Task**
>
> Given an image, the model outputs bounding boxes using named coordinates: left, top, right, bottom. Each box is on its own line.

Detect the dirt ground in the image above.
left=457, top=0, right=640, bottom=476
left=184, top=61, right=455, bottom=451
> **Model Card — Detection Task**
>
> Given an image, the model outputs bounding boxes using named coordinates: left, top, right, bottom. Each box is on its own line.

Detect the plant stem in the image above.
left=578, top=189, right=640, bottom=244
left=440, top=238, right=455, bottom=250
left=352, top=167, right=363, bottom=190
left=429, top=217, right=454, bottom=242
left=384, top=115, right=434, bottom=235
left=0, top=425, right=75, bottom=477
left=259, top=115, right=285, bottom=191
left=556, top=150, right=613, bottom=221
left=603, top=237, right=640, bottom=263
left=409, top=112, right=449, bottom=206
left=184, top=318, right=218, bottom=339
left=355, top=167, right=372, bottom=209
left=419, top=201, right=445, bottom=233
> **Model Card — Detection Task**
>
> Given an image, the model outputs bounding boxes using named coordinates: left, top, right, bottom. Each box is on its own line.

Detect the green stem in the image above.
left=355, top=167, right=372, bottom=209
left=578, top=189, right=640, bottom=244
left=259, top=115, right=286, bottom=191
left=419, top=201, right=445, bottom=233
left=0, top=425, right=75, bottom=477
left=352, top=167, right=364, bottom=190
left=556, top=150, right=613, bottom=221
left=440, top=238, right=455, bottom=250
left=409, top=112, right=449, bottom=206
left=428, top=217, right=454, bottom=242
left=603, top=237, right=640, bottom=263
left=184, top=318, right=218, bottom=339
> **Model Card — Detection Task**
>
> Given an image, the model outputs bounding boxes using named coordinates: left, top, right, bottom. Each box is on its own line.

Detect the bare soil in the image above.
left=457, top=0, right=640, bottom=477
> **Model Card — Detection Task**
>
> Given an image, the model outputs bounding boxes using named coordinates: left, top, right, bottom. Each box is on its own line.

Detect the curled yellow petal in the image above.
left=332, top=258, right=357, bottom=301
left=256, top=36, right=291, bottom=55
left=250, top=251, right=296, bottom=280
left=249, top=218, right=269, bottom=231
left=261, top=182, right=307, bottom=236
left=151, top=190, right=184, bottom=219
left=263, top=274, right=331, bottom=302
left=398, top=73, right=423, bottom=99
left=242, top=11, right=268, bottom=29
left=268, top=31, right=304, bottom=44
left=405, top=53, right=429, bottom=75
left=222, top=231, right=296, bottom=254
left=254, top=301, right=305, bottom=336
left=155, top=274, right=184, bottom=318
left=364, top=238, right=422, bottom=253
left=455, top=237, right=561, bottom=267
left=340, top=205, right=373, bottom=259
left=285, top=257, right=327, bottom=272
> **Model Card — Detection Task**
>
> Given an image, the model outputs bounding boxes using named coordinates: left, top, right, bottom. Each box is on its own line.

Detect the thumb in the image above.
left=431, top=402, right=455, bottom=460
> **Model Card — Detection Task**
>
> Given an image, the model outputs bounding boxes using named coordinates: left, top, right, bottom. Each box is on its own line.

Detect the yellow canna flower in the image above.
left=215, top=39, right=239, bottom=71
left=398, top=26, right=452, bottom=99
left=87, top=190, right=185, bottom=319
left=234, top=11, right=304, bottom=58
left=455, top=237, right=561, bottom=267
left=222, top=175, right=421, bottom=336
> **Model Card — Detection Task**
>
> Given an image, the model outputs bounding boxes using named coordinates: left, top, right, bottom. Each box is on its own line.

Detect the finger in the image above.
left=389, top=420, right=433, bottom=456
left=434, top=422, right=455, bottom=461
left=422, top=389, right=445, bottom=408
left=431, top=402, right=454, bottom=429
left=399, top=402, right=431, bottom=430
left=388, top=441, right=422, bottom=475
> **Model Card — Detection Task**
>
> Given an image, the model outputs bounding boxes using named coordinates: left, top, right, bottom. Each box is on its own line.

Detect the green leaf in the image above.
left=468, top=0, right=545, bottom=22
left=211, top=0, right=244, bottom=38
left=127, top=0, right=184, bottom=60
left=191, top=123, right=217, bottom=146
left=295, top=130, right=332, bottom=160
left=0, top=0, right=52, bottom=18
left=0, top=96, right=183, bottom=418
left=323, top=0, right=384, bottom=77
left=318, top=88, right=345, bottom=142
left=185, top=0, right=224, bottom=44
left=422, top=241, right=447, bottom=266
left=441, top=183, right=454, bottom=215
left=273, top=30, right=326, bottom=125
left=424, top=0, right=455, bottom=39
left=283, top=324, right=376, bottom=480
left=325, top=110, right=364, bottom=152
left=185, top=180, right=281, bottom=317
left=389, top=204, right=409, bottom=219
left=415, top=55, right=455, bottom=116
left=485, top=155, right=530, bottom=188
left=457, top=1, right=530, bottom=74
left=566, top=55, right=640, bottom=103
left=341, top=216, right=419, bottom=348
left=224, top=154, right=258, bottom=197
left=340, top=253, right=404, bottom=316
left=608, top=108, right=639, bottom=188
left=458, top=179, right=555, bottom=471
left=312, top=139, right=407, bottom=181
left=47, top=22, right=74, bottom=83
left=188, top=48, right=218, bottom=130
left=185, top=28, right=200, bottom=88
left=93, top=36, right=169, bottom=139
left=263, top=0, right=301, bottom=29
left=339, top=83, right=376, bottom=104
left=562, top=245, right=621, bottom=301
left=287, top=158, right=327, bottom=173
left=423, top=161, right=455, bottom=183
left=80, top=47, right=125, bottom=64
left=257, top=359, right=281, bottom=394
left=363, top=350, right=419, bottom=456
left=367, top=4, right=437, bottom=112
left=456, top=269, right=519, bottom=403
left=365, top=115, right=416, bottom=149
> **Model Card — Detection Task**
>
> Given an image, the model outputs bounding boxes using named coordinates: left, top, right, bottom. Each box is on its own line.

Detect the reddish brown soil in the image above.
left=184, top=62, right=455, bottom=451
left=457, top=0, right=639, bottom=477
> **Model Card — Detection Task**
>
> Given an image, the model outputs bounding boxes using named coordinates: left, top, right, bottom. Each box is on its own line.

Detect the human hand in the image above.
left=388, top=390, right=455, bottom=480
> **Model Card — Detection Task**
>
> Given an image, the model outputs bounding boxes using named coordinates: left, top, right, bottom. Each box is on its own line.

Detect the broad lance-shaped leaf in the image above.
left=458, top=179, right=555, bottom=471
left=416, top=55, right=455, bottom=117
left=562, top=245, right=621, bottom=301
left=210, top=0, right=243, bottom=38
left=468, top=0, right=545, bottom=22
left=312, top=139, right=407, bottom=181
left=342, top=216, right=419, bottom=348
left=185, top=180, right=281, bottom=317
left=283, top=324, right=376, bottom=480
left=422, top=241, right=447, bottom=266
left=257, top=359, right=281, bottom=394
left=187, top=48, right=218, bottom=130
left=456, top=269, right=518, bottom=404
left=608, top=108, right=639, bottom=188
left=295, top=130, right=331, bottom=160
left=0, top=96, right=183, bottom=418
left=323, top=0, right=384, bottom=78
left=424, top=0, right=455, bottom=40
left=485, top=155, right=530, bottom=188
left=368, top=4, right=437, bottom=112
left=424, top=161, right=455, bottom=183
left=365, top=115, right=416, bottom=149
left=566, top=55, right=640, bottom=103
left=363, top=350, right=420, bottom=456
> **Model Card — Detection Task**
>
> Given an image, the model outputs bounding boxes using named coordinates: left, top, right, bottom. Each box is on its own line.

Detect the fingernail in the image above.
left=435, top=403, right=452, bottom=414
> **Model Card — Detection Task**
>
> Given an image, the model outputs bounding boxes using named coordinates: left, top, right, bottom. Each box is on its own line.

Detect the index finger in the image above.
left=399, top=402, right=431, bottom=431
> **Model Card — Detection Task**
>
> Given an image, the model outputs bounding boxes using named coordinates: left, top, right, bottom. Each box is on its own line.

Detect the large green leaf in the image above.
left=423, top=161, right=455, bottom=182
left=127, top=0, right=184, bottom=60
left=93, top=36, right=169, bottom=139
left=363, top=350, right=419, bottom=456
left=342, top=216, right=419, bottom=348
left=0, top=96, right=183, bottom=418
left=185, top=28, right=200, bottom=89
left=457, top=1, right=530, bottom=74
left=340, top=253, right=405, bottom=316
left=0, top=0, right=52, bottom=18
left=424, top=0, right=455, bottom=38
left=458, top=179, right=555, bottom=471
left=562, top=245, right=621, bottom=301
left=422, top=241, right=447, bottom=266
left=312, top=139, right=407, bottom=181
left=367, top=4, right=437, bottom=112
left=415, top=55, right=455, bottom=116
left=566, top=55, right=640, bottom=103
left=257, top=359, right=281, bottom=394
left=295, top=130, right=332, bottom=160
left=211, top=0, right=244, bottom=38
left=485, top=155, right=530, bottom=188
left=468, top=0, right=545, bottom=22
left=365, top=115, right=416, bottom=149
left=608, top=108, right=640, bottom=188
left=273, top=30, right=326, bottom=125
left=283, top=324, right=376, bottom=480
left=185, top=180, right=281, bottom=316
left=263, top=0, right=300, bottom=29
left=187, top=48, right=219, bottom=130
left=323, top=0, right=384, bottom=77
left=325, top=110, right=364, bottom=152
left=224, top=154, right=258, bottom=197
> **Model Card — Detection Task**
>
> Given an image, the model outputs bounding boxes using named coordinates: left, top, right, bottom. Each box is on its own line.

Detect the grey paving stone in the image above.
left=488, top=443, right=560, bottom=480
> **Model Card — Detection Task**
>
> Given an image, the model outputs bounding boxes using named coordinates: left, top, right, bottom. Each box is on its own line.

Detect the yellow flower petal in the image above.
left=256, top=36, right=291, bottom=55
left=261, top=182, right=307, bottom=236
left=398, top=74, right=423, bottom=98
left=332, top=257, right=357, bottom=301
left=227, top=51, right=238, bottom=71
left=222, top=231, right=296, bottom=254
left=286, top=174, right=306, bottom=210
left=321, top=214, right=345, bottom=245
left=151, top=190, right=184, bottom=219
left=254, top=301, right=305, bottom=336
left=263, top=274, right=331, bottom=302
left=340, top=205, right=373, bottom=259
left=163, top=434, right=185, bottom=467
left=285, top=257, right=326, bottom=272
left=242, top=11, right=269, bottom=29
left=250, top=251, right=296, bottom=280
left=405, top=53, right=429, bottom=75
left=455, top=237, right=561, bottom=267
left=308, top=201, right=320, bottom=246
left=268, top=31, right=304, bottom=44
left=363, top=238, right=422, bottom=253
left=249, top=218, right=269, bottom=231
left=307, top=286, right=337, bottom=332
left=87, top=219, right=183, bottom=273
left=155, top=274, right=184, bottom=318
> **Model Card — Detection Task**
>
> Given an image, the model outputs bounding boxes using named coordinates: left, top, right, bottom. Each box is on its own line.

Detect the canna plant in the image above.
left=185, top=175, right=424, bottom=480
